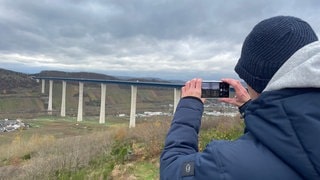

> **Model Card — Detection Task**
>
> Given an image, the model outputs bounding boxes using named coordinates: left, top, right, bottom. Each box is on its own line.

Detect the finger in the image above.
left=195, top=78, right=202, bottom=89
left=182, top=86, right=186, bottom=93
left=222, top=78, right=241, bottom=89
left=190, top=78, right=197, bottom=88
left=222, top=78, right=248, bottom=96
left=181, top=86, right=186, bottom=97
left=201, top=98, right=206, bottom=103
left=185, top=80, right=191, bottom=89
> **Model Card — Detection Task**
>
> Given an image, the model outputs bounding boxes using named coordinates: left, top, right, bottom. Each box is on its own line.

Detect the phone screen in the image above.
left=201, top=81, right=229, bottom=98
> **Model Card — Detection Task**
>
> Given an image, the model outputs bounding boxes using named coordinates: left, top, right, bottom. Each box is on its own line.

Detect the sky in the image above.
left=0, top=0, right=319, bottom=81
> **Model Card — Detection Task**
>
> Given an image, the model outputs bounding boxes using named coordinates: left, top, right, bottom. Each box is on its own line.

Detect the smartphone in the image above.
left=201, top=81, right=229, bottom=98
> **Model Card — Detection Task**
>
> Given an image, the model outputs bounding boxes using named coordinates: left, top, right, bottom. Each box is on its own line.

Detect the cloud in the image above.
left=0, top=0, right=319, bottom=80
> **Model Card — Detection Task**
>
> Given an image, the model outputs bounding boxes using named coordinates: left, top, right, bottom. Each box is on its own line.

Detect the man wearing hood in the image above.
left=160, top=16, right=320, bottom=179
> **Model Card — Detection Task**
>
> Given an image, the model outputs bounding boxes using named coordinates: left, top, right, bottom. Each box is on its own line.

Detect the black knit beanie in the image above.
left=235, top=16, right=318, bottom=93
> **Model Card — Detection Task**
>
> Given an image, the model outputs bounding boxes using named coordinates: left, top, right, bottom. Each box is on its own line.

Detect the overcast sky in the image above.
left=0, top=0, right=319, bottom=80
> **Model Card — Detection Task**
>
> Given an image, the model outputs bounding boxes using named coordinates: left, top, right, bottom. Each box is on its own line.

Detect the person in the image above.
left=160, top=15, right=320, bottom=179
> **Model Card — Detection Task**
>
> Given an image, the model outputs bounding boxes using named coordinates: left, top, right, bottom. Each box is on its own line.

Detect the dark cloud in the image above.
left=0, top=0, right=319, bottom=80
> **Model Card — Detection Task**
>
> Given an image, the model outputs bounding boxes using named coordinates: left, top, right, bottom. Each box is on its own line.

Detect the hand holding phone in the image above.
left=219, top=78, right=251, bottom=107
left=181, top=78, right=204, bottom=102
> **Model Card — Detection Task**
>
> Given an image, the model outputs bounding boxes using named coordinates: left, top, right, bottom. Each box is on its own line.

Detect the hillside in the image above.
left=34, top=70, right=174, bottom=83
left=35, top=70, right=119, bottom=80
left=0, top=68, right=37, bottom=92
left=0, top=69, right=174, bottom=119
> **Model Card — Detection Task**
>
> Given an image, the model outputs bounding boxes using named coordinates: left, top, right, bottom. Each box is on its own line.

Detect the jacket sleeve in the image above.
left=160, top=97, right=202, bottom=179
left=160, top=97, right=222, bottom=179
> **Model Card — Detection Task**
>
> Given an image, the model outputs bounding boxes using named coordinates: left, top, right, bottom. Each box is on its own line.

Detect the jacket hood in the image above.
left=264, top=41, right=320, bottom=91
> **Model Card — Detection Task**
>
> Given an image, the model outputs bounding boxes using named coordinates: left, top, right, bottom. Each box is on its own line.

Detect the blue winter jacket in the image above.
left=160, top=88, right=320, bottom=179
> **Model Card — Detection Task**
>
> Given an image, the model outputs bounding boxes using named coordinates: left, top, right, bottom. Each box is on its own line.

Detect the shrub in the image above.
left=127, top=118, right=171, bottom=159
left=199, top=116, right=244, bottom=151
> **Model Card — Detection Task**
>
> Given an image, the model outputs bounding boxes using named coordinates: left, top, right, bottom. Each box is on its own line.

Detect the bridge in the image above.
left=34, top=76, right=184, bottom=128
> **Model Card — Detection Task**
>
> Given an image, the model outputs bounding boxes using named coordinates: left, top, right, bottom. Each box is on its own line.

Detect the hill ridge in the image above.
left=0, top=68, right=175, bottom=91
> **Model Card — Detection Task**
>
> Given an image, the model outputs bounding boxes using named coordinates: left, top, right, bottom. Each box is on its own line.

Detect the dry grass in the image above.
left=0, top=124, right=115, bottom=179
left=0, top=115, right=243, bottom=180
left=108, top=117, right=171, bottom=179
left=0, top=116, right=170, bottom=179
left=201, top=114, right=243, bottom=130
left=127, top=118, right=171, bottom=159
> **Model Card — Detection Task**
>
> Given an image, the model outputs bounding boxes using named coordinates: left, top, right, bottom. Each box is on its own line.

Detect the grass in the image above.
left=0, top=116, right=113, bottom=147
left=0, top=115, right=244, bottom=180
left=133, top=161, right=159, bottom=179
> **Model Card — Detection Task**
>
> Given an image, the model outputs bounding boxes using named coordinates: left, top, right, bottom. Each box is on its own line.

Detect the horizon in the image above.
left=2, top=66, right=237, bottom=82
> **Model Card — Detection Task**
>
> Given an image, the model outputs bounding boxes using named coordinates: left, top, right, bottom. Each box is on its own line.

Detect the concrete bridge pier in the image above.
left=99, top=83, right=106, bottom=124
left=77, top=82, right=84, bottom=122
left=61, top=81, right=66, bottom=117
left=48, top=80, right=53, bottom=115
left=129, top=85, right=137, bottom=128
left=173, top=88, right=181, bottom=113
left=41, top=79, right=45, bottom=94
left=36, top=77, right=183, bottom=127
